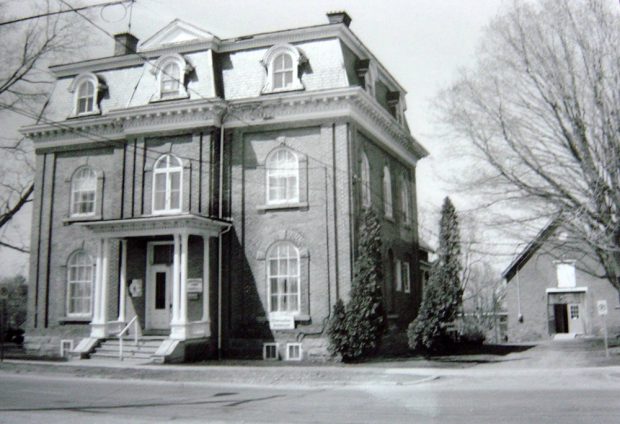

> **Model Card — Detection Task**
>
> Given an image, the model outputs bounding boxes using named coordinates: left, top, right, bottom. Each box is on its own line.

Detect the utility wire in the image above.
left=0, top=0, right=131, bottom=26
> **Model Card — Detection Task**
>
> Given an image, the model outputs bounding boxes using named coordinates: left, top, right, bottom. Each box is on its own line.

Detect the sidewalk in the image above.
left=0, top=358, right=437, bottom=388
left=1, top=338, right=618, bottom=387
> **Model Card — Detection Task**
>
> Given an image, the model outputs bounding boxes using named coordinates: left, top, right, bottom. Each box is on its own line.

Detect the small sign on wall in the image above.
left=187, top=279, right=203, bottom=293
left=269, top=314, right=295, bottom=330
left=597, top=300, right=608, bottom=316
left=129, top=279, right=143, bottom=297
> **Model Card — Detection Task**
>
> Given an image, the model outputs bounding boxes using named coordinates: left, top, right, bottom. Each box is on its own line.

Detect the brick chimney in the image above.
left=327, top=11, right=352, bottom=27
left=114, top=33, right=139, bottom=56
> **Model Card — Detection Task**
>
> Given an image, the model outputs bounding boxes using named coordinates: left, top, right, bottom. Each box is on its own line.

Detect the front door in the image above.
left=554, top=303, right=568, bottom=334
left=147, top=264, right=171, bottom=330
left=567, top=303, right=584, bottom=334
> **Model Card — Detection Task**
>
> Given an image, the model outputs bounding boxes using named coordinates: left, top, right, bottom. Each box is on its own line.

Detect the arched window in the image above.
left=151, top=54, right=191, bottom=101
left=267, top=242, right=300, bottom=313
left=360, top=152, right=371, bottom=208
left=77, top=80, right=95, bottom=114
left=400, top=178, right=410, bottom=224
left=160, top=62, right=181, bottom=97
left=153, top=154, right=183, bottom=214
left=383, top=165, right=393, bottom=219
left=69, top=73, right=103, bottom=116
left=266, top=148, right=299, bottom=204
left=67, top=250, right=93, bottom=317
left=261, top=44, right=304, bottom=94
left=71, top=166, right=97, bottom=216
left=273, top=53, right=294, bottom=90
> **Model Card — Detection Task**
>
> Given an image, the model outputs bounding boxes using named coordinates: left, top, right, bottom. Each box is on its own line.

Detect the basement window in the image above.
left=285, top=343, right=302, bottom=361
left=263, top=343, right=279, bottom=360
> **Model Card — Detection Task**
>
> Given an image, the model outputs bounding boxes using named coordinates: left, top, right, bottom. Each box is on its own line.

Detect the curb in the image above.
left=0, top=359, right=433, bottom=388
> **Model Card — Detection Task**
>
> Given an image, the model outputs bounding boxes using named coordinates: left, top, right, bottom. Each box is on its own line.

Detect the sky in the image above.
left=0, top=0, right=507, bottom=277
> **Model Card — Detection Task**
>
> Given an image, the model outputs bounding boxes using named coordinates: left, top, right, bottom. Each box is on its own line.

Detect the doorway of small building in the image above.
left=552, top=303, right=584, bottom=335
left=553, top=304, right=569, bottom=334
left=567, top=303, right=584, bottom=334
left=146, top=241, right=173, bottom=333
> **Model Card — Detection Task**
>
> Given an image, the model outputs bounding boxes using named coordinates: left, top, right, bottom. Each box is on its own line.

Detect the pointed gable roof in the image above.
left=139, top=19, right=219, bottom=51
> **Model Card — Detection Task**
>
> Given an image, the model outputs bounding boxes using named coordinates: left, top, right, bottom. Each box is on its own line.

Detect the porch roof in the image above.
left=79, top=214, right=232, bottom=238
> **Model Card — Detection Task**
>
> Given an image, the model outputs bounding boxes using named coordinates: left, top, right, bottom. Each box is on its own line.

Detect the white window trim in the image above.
left=66, top=250, right=94, bottom=318
left=361, top=152, right=371, bottom=208
left=285, top=343, right=303, bottom=361
left=395, top=260, right=402, bottom=291
left=267, top=242, right=301, bottom=314
left=261, top=44, right=305, bottom=94
left=263, top=343, right=279, bottom=360
left=400, top=178, right=410, bottom=225
left=383, top=165, right=393, bottom=219
left=70, top=166, right=97, bottom=217
left=68, top=73, right=103, bottom=117
left=265, top=148, right=300, bottom=206
left=152, top=154, right=183, bottom=215
left=403, top=262, right=411, bottom=293
left=150, top=53, right=191, bottom=102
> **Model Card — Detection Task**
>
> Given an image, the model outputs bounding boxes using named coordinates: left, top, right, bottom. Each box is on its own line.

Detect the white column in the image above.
left=117, top=239, right=127, bottom=323
left=92, top=238, right=103, bottom=324
left=179, top=233, right=189, bottom=324
left=90, top=237, right=109, bottom=338
left=171, top=233, right=181, bottom=325
left=100, top=238, right=109, bottom=324
left=201, top=235, right=210, bottom=322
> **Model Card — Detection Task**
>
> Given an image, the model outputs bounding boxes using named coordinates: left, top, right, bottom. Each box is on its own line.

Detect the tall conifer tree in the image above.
left=408, top=197, right=462, bottom=352
left=327, top=208, right=385, bottom=361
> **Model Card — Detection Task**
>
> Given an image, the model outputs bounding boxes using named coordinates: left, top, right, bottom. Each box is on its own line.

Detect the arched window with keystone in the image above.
left=267, top=241, right=300, bottom=314
left=66, top=250, right=94, bottom=317
left=152, top=154, right=183, bottom=214
left=266, top=148, right=299, bottom=205
left=383, top=165, right=393, bottom=219
left=261, top=44, right=305, bottom=94
left=360, top=152, right=371, bottom=208
left=70, top=166, right=97, bottom=216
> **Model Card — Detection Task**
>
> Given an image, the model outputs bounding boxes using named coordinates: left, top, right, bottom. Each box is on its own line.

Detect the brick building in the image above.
left=21, top=13, right=428, bottom=362
left=503, top=220, right=620, bottom=342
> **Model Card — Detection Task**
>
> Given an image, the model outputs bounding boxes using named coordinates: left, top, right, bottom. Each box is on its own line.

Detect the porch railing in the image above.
left=118, top=316, right=138, bottom=361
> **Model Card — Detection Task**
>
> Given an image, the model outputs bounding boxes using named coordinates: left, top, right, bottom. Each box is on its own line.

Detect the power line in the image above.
left=0, top=0, right=131, bottom=27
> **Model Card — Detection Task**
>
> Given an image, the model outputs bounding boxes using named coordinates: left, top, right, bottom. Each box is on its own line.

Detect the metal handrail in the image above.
left=118, top=316, right=138, bottom=361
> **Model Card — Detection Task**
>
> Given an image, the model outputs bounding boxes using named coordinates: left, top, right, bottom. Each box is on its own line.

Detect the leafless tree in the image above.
left=437, top=0, right=620, bottom=291
left=0, top=2, right=82, bottom=253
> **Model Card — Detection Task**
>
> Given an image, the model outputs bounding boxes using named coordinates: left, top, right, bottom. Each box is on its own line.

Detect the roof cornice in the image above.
left=21, top=88, right=426, bottom=164
left=21, top=98, right=226, bottom=150
left=225, top=87, right=426, bottom=163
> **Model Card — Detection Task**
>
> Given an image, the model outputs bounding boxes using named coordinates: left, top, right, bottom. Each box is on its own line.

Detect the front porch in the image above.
left=79, top=214, right=230, bottom=358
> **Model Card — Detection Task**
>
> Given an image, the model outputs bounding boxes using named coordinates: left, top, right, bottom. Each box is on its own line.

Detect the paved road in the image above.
left=1, top=369, right=620, bottom=423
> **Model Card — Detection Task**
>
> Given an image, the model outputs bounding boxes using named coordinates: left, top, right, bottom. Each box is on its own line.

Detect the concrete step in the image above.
left=102, top=341, right=162, bottom=349
left=90, top=350, right=153, bottom=359
left=89, top=337, right=165, bottom=360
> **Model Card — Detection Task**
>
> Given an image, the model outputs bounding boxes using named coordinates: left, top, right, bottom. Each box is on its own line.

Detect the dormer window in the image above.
left=161, top=62, right=181, bottom=97
left=356, top=59, right=376, bottom=99
left=273, top=53, right=294, bottom=90
left=387, top=91, right=406, bottom=125
left=77, top=81, right=95, bottom=114
left=151, top=54, right=191, bottom=101
left=69, top=73, right=104, bottom=116
left=261, top=44, right=304, bottom=94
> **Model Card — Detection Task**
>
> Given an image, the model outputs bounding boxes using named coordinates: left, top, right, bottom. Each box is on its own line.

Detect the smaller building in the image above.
left=503, top=220, right=620, bottom=342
